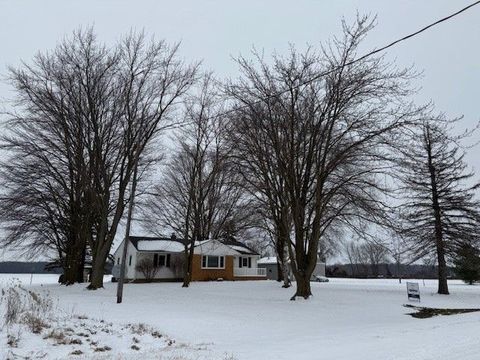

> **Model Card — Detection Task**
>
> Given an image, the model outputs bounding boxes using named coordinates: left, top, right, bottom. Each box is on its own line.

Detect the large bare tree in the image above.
left=0, top=29, right=197, bottom=289
left=0, top=30, right=110, bottom=284
left=226, top=17, right=419, bottom=299
left=141, top=74, right=255, bottom=287
left=85, top=32, right=197, bottom=289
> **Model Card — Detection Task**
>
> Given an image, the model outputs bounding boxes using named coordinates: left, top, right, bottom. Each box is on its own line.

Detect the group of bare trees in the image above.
left=1, top=17, right=479, bottom=298
left=344, top=241, right=389, bottom=278
left=0, top=29, right=197, bottom=289
left=141, top=74, right=257, bottom=287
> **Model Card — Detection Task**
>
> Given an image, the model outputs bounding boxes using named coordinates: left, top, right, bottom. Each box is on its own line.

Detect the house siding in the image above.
left=233, top=276, right=266, bottom=281
left=258, top=263, right=279, bottom=280
left=134, top=252, right=184, bottom=280
left=112, top=239, right=138, bottom=280
left=112, top=237, right=266, bottom=282
left=191, top=254, right=235, bottom=281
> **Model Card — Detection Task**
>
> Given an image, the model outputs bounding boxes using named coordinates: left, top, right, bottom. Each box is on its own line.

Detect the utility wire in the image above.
left=273, top=0, right=480, bottom=95
left=170, top=0, right=480, bottom=128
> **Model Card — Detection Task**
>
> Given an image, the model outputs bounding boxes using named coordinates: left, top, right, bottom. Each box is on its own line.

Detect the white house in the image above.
left=111, top=235, right=267, bottom=282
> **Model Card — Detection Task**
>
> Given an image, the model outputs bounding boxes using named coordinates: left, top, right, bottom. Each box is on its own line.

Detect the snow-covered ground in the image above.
left=1, top=275, right=480, bottom=359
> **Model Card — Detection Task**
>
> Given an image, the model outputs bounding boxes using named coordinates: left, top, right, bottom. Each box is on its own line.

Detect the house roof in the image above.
left=220, top=237, right=258, bottom=255
left=127, top=235, right=258, bottom=255
left=258, top=256, right=278, bottom=265
left=129, top=236, right=186, bottom=253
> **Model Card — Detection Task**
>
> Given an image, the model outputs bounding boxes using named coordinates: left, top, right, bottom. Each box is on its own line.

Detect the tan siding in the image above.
left=191, top=254, right=234, bottom=281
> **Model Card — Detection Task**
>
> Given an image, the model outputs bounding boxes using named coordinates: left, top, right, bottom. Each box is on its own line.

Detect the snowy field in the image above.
left=1, top=274, right=480, bottom=359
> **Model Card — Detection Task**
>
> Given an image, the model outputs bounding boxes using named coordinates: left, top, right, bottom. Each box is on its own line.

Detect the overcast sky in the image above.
left=0, top=0, right=479, bottom=260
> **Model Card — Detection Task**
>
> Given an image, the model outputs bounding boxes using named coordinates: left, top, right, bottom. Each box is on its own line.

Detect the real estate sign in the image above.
left=406, top=282, right=420, bottom=302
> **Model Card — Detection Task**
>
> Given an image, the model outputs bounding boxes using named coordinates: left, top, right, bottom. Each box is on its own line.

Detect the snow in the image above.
left=136, top=240, right=184, bottom=253
left=0, top=273, right=62, bottom=286
left=257, top=256, right=277, bottom=264
left=2, top=275, right=480, bottom=359
left=229, top=245, right=254, bottom=254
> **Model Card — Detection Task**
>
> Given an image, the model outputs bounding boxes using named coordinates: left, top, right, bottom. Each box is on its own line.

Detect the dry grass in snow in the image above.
left=0, top=279, right=232, bottom=360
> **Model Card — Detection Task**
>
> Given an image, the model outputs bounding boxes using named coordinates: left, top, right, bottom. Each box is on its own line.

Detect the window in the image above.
left=239, top=257, right=251, bottom=268
left=153, top=254, right=170, bottom=268
left=128, top=255, right=132, bottom=266
left=201, top=255, right=225, bottom=269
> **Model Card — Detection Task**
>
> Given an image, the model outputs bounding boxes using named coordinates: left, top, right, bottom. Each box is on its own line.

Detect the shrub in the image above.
left=135, top=258, right=159, bottom=282
left=1, top=280, right=54, bottom=334
left=6, top=328, right=21, bottom=348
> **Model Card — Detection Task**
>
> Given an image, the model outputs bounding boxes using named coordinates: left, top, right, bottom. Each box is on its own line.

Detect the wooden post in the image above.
left=116, top=152, right=140, bottom=304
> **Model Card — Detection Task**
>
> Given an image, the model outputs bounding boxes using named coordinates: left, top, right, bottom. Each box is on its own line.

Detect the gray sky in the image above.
left=0, top=0, right=479, bottom=260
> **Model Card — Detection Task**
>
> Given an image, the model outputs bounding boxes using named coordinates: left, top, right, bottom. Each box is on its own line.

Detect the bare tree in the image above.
left=141, top=74, right=255, bottom=287
left=0, top=28, right=197, bottom=289
left=343, top=240, right=370, bottom=277
left=86, top=32, right=197, bottom=289
left=395, top=116, right=480, bottom=294
left=363, top=242, right=388, bottom=277
left=388, top=234, right=409, bottom=283
left=259, top=215, right=292, bottom=287
left=0, top=30, right=110, bottom=284
left=226, top=17, right=418, bottom=299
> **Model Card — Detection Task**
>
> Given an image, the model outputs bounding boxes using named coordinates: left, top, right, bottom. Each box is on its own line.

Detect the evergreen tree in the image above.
left=396, top=116, right=480, bottom=294
left=454, top=243, right=480, bottom=285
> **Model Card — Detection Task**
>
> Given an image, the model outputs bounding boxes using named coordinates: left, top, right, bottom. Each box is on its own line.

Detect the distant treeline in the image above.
left=0, top=262, right=62, bottom=274
left=327, top=263, right=455, bottom=279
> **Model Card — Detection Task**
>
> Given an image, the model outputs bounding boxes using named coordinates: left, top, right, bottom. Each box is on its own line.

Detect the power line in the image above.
left=190, top=0, right=480, bottom=124
left=287, top=0, right=480, bottom=93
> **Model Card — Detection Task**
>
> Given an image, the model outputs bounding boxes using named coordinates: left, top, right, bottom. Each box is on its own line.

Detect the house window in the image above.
left=153, top=253, right=170, bottom=268
left=239, top=257, right=252, bottom=268
left=129, top=255, right=132, bottom=266
left=201, top=255, right=225, bottom=269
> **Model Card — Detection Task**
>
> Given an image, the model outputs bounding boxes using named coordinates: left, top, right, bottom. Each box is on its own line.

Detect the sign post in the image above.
left=406, top=282, right=420, bottom=302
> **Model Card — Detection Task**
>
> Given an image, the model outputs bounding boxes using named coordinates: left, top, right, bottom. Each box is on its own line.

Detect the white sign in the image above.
left=406, top=282, right=420, bottom=302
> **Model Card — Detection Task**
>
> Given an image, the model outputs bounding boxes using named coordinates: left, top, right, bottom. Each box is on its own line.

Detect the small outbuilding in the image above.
left=257, top=257, right=280, bottom=280
left=257, top=256, right=326, bottom=281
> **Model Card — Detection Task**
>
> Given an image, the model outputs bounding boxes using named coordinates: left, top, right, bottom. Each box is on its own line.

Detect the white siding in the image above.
left=111, top=239, right=138, bottom=279
left=233, top=255, right=260, bottom=268
left=134, top=252, right=184, bottom=279
left=126, top=241, right=137, bottom=279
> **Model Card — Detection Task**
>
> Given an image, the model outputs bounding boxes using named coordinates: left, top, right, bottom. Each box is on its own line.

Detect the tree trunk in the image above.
left=426, top=126, right=449, bottom=295
left=281, top=262, right=291, bottom=288
left=76, top=248, right=86, bottom=283
left=276, top=262, right=283, bottom=282
left=279, top=242, right=291, bottom=288
left=88, top=246, right=108, bottom=289
left=397, top=261, right=402, bottom=284
left=88, top=257, right=106, bottom=289
left=182, top=244, right=194, bottom=288
left=62, top=237, right=86, bottom=285
left=290, top=273, right=312, bottom=300
left=63, top=259, right=79, bottom=285
left=436, top=246, right=449, bottom=294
